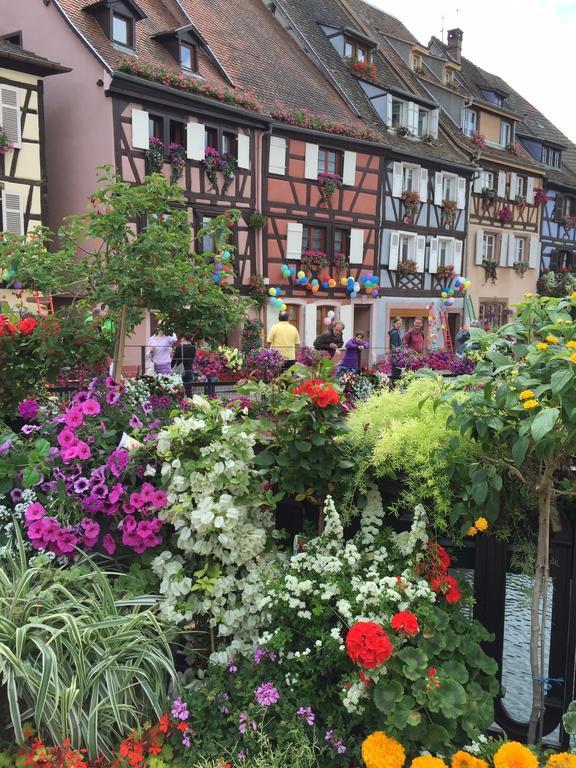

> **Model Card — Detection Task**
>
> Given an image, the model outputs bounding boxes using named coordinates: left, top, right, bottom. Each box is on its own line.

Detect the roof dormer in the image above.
left=480, top=88, right=508, bottom=108
left=83, top=0, right=146, bottom=52
left=153, top=26, right=207, bottom=74
left=321, top=25, right=376, bottom=64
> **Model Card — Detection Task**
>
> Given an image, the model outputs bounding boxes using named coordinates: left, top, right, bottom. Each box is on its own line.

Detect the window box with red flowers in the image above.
left=0, top=126, right=14, bottom=156
left=515, top=194, right=526, bottom=213
left=482, top=258, right=498, bottom=284
left=146, top=136, right=165, bottom=175
left=301, top=249, right=328, bottom=276
left=471, top=131, right=486, bottom=149
left=498, top=205, right=513, bottom=223
left=436, top=264, right=456, bottom=280
left=317, top=171, right=343, bottom=206
left=398, top=259, right=418, bottom=274
left=349, top=59, right=377, bottom=82
left=534, top=189, right=550, bottom=206
left=561, top=214, right=576, bottom=233
left=441, top=199, right=457, bottom=227
left=401, top=190, right=420, bottom=224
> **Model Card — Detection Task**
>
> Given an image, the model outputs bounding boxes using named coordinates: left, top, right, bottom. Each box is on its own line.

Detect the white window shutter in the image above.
left=453, top=239, right=463, bottom=274
left=392, top=162, right=403, bottom=197
left=2, top=189, right=24, bottom=235
left=497, top=171, right=506, bottom=198
left=237, top=133, right=250, bottom=170
left=429, top=108, right=439, bottom=138
left=342, top=151, right=357, bottom=186
left=304, top=143, right=319, bottom=180
left=455, top=176, right=466, bottom=209
left=186, top=122, right=205, bottom=160
left=434, top=171, right=443, bottom=206
left=499, top=232, right=509, bottom=266
left=385, top=93, right=393, bottom=127
left=269, top=136, right=287, bottom=175
left=419, top=168, right=428, bottom=201
left=349, top=229, right=364, bottom=264
left=475, top=228, right=484, bottom=265
left=338, top=304, right=354, bottom=333
left=131, top=108, right=149, bottom=150
left=388, top=231, right=400, bottom=270
left=507, top=234, right=516, bottom=267
left=473, top=170, right=484, bottom=194
left=0, top=86, right=21, bottom=148
left=526, top=177, right=535, bottom=205
left=529, top=236, right=539, bottom=268
left=415, top=235, right=426, bottom=272
left=429, top=237, right=438, bottom=273
left=509, top=172, right=517, bottom=200
left=407, top=102, right=418, bottom=134
left=286, top=222, right=303, bottom=260
left=304, top=303, right=317, bottom=346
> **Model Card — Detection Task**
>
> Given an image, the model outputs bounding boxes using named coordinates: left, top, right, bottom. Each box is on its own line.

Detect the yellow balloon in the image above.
left=281, top=303, right=287, bottom=310
left=340, top=277, right=347, bottom=286
left=268, top=287, right=276, bottom=296
left=297, top=271, right=305, bottom=279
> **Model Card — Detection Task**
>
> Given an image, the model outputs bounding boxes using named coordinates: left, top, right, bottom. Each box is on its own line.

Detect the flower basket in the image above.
left=350, top=59, right=377, bottom=81
left=482, top=258, right=498, bottom=284
left=333, top=251, right=348, bottom=275
left=248, top=212, right=268, bottom=230
left=146, top=136, right=165, bottom=174
left=317, top=172, right=343, bottom=206
left=398, top=259, right=417, bottom=274
left=534, top=189, right=549, bottom=206
left=249, top=274, right=267, bottom=308
left=421, top=133, right=435, bottom=144
left=436, top=264, right=456, bottom=280
left=513, top=260, right=529, bottom=277
left=471, top=131, right=486, bottom=148
left=482, top=187, right=497, bottom=210
left=202, top=147, right=238, bottom=194
left=561, top=214, right=576, bottom=232
left=396, top=125, right=412, bottom=137
left=498, top=205, right=513, bottom=223
left=515, top=195, right=526, bottom=212
left=0, top=127, right=14, bottom=156
left=169, top=142, right=185, bottom=184
left=301, top=249, right=328, bottom=275
left=441, top=199, right=457, bottom=227
left=400, top=190, right=420, bottom=224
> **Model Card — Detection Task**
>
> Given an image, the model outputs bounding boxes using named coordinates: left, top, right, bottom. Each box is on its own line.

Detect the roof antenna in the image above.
left=441, top=15, right=445, bottom=42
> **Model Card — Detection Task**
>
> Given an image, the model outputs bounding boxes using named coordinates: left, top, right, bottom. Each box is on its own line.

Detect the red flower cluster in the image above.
left=19, top=316, right=37, bottom=334
left=418, top=541, right=461, bottom=604
left=391, top=610, right=419, bottom=636
left=292, top=378, right=340, bottom=408
left=18, top=737, right=89, bottom=768
left=0, top=314, right=16, bottom=336
left=116, top=715, right=174, bottom=768
left=345, top=620, right=393, bottom=669
left=431, top=573, right=462, bottom=604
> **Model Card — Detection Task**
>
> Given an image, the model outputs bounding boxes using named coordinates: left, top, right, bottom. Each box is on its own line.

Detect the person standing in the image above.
left=455, top=323, right=470, bottom=357
left=339, top=331, right=369, bottom=373
left=172, top=334, right=196, bottom=396
left=388, top=317, right=403, bottom=386
left=313, top=321, right=345, bottom=358
left=146, top=326, right=177, bottom=375
left=266, top=311, right=301, bottom=369
left=403, top=317, right=425, bottom=355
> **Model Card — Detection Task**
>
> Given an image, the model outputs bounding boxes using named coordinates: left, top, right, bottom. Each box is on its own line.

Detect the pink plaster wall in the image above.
left=1, top=0, right=115, bottom=234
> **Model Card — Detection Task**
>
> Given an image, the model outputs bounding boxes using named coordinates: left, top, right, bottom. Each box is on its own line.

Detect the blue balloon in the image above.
left=213, top=273, right=220, bottom=282
left=321, top=281, right=329, bottom=289
left=289, top=267, right=296, bottom=275
left=350, top=291, right=357, bottom=298
left=300, top=277, right=308, bottom=285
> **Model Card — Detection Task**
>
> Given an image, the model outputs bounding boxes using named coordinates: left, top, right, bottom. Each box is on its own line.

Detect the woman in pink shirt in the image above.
left=146, top=328, right=177, bottom=374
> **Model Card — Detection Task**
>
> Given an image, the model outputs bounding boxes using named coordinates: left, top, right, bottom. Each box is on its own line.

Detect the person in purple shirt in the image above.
left=338, top=331, right=369, bottom=373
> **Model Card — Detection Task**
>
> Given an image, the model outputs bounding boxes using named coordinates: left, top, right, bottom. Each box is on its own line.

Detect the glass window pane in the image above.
left=180, top=44, right=192, bottom=69
left=344, top=41, right=353, bottom=57
left=112, top=15, right=129, bottom=45
left=318, top=150, right=326, bottom=174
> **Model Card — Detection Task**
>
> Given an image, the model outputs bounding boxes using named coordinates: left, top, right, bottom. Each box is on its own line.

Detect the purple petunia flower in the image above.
left=10, top=488, right=23, bottom=504
left=0, top=439, right=13, bottom=456
left=92, top=483, right=109, bottom=499
left=129, top=414, right=143, bottom=429
left=105, top=390, right=121, bottom=406
left=254, top=682, right=279, bottom=707
left=297, top=706, right=315, bottom=726
left=18, top=399, right=40, bottom=420
left=73, top=477, right=90, bottom=495
left=21, top=424, right=41, bottom=435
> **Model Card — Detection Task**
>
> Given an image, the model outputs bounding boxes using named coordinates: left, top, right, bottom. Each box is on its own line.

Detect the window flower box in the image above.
left=498, top=205, right=513, bottom=223
left=317, top=171, right=343, bottom=206
left=0, top=127, right=14, bottom=156
left=441, top=199, right=457, bottom=227
left=482, top=258, right=498, bottom=284
left=350, top=59, right=377, bottom=82
left=202, top=147, right=238, bottom=194
left=515, top=194, right=526, bottom=212
left=146, top=136, right=165, bottom=174
left=437, top=264, right=456, bottom=280
left=534, top=190, right=550, bottom=206
left=513, top=260, right=529, bottom=277
left=401, top=190, right=420, bottom=224
left=398, top=259, right=417, bottom=274
left=169, top=142, right=186, bottom=184
left=471, top=131, right=486, bottom=148
left=301, top=249, right=328, bottom=275
left=396, top=125, right=412, bottom=137
left=482, top=187, right=497, bottom=211
left=561, top=214, right=576, bottom=232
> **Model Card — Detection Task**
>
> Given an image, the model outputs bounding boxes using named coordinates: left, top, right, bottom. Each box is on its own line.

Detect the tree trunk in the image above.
left=111, top=305, right=128, bottom=381
left=527, top=474, right=553, bottom=743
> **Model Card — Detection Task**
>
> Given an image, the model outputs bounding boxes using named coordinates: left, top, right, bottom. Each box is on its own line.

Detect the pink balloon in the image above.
left=323, top=317, right=331, bottom=326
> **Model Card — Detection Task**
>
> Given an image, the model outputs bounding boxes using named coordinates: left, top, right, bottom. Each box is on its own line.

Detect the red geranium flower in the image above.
left=18, top=317, right=37, bottom=335
left=391, top=610, right=419, bottom=636
left=345, top=621, right=393, bottom=669
left=431, top=574, right=461, bottom=604
left=293, top=378, right=340, bottom=408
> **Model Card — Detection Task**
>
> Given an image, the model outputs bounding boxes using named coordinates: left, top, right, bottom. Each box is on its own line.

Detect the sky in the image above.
left=370, top=0, right=576, bottom=143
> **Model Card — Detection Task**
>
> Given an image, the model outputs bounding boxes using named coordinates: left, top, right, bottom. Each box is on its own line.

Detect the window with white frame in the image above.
left=391, top=99, right=404, bottom=128
left=399, top=234, right=412, bottom=262
left=411, top=53, right=423, bottom=71
left=418, top=109, right=429, bottom=137
left=515, top=237, right=526, bottom=263
left=442, top=173, right=458, bottom=201
left=483, top=233, right=496, bottom=261
left=402, top=164, right=417, bottom=192
left=463, top=108, right=477, bottom=137
left=483, top=171, right=495, bottom=189
left=516, top=175, right=526, bottom=198
left=438, top=239, right=451, bottom=267
left=500, top=121, right=512, bottom=147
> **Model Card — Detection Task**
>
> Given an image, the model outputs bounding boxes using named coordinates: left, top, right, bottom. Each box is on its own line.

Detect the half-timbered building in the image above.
left=0, top=37, right=69, bottom=314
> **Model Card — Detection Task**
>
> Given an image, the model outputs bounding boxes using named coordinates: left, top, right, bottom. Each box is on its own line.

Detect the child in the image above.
left=338, top=331, right=369, bottom=373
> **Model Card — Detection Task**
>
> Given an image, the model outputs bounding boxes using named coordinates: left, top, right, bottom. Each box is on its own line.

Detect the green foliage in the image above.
left=241, top=319, right=264, bottom=356
left=0, top=535, right=178, bottom=760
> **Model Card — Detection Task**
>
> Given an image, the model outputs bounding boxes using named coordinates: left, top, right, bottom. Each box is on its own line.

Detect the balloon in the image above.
left=441, top=292, right=447, bottom=298
left=350, top=291, right=357, bottom=298
left=311, top=278, right=319, bottom=286
left=222, top=250, right=231, bottom=260
left=275, top=288, right=282, bottom=296
left=311, top=285, right=319, bottom=293
left=371, top=289, right=379, bottom=297
left=447, top=289, right=454, bottom=296
left=327, top=310, right=335, bottom=319
left=324, top=317, right=331, bottom=326
left=354, top=282, right=360, bottom=292
left=360, top=275, right=367, bottom=283
left=321, top=281, right=329, bottom=289
left=329, top=279, right=336, bottom=288
left=297, top=271, right=305, bottom=279
left=300, top=277, right=308, bottom=285
left=289, top=267, right=296, bottom=275
left=443, top=300, right=450, bottom=307
left=340, top=277, right=347, bottom=286
left=281, top=303, right=287, bottom=311
left=213, top=273, right=220, bottom=282
left=268, top=287, right=276, bottom=296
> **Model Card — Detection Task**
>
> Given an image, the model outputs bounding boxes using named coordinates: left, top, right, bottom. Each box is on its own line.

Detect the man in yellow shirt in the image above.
left=267, top=311, right=301, bottom=369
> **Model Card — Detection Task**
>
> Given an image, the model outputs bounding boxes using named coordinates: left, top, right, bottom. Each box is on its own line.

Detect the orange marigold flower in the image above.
left=493, top=741, right=538, bottom=768
left=474, top=517, right=488, bottom=532
left=467, top=526, right=478, bottom=536
left=566, top=341, right=576, bottom=349
left=411, top=757, right=449, bottom=768
left=546, top=335, right=559, bottom=344
left=546, top=754, right=576, bottom=768
left=570, top=353, right=576, bottom=363
left=519, top=390, right=534, bottom=400
left=362, top=732, right=406, bottom=768
left=535, top=342, right=548, bottom=350
left=452, top=751, right=489, bottom=768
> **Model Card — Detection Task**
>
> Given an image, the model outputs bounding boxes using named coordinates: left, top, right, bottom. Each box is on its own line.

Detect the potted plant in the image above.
left=203, top=146, right=222, bottom=192
left=515, top=194, right=526, bottom=213
left=221, top=152, right=238, bottom=195
left=400, top=190, right=420, bottom=224
left=436, top=264, right=456, bottom=279
left=441, top=199, right=457, bottom=226
left=472, top=131, right=486, bottom=148
left=421, top=133, right=435, bottom=144
left=398, top=259, right=417, bottom=274
left=248, top=212, right=268, bottom=230
left=333, top=251, right=348, bottom=275
left=301, top=249, right=328, bottom=275
left=0, top=127, right=14, bottom=156
left=482, top=257, right=498, bottom=284
left=349, top=59, right=377, bottom=81
left=146, top=136, right=165, bottom=174
left=482, top=186, right=497, bottom=210
left=396, top=125, right=412, bottom=137
left=168, top=142, right=186, bottom=184
left=513, top=260, right=529, bottom=277
left=249, top=274, right=267, bottom=308
left=534, top=189, right=550, bottom=206
left=498, top=205, right=513, bottom=223
left=317, top=171, right=343, bottom=206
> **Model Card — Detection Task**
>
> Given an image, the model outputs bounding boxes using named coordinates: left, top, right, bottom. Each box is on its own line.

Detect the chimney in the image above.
left=446, top=28, right=463, bottom=61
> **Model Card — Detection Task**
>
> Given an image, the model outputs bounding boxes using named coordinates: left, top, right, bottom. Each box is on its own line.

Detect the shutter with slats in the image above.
left=131, top=109, right=149, bottom=150
left=456, top=176, right=466, bottom=209
left=428, top=237, right=438, bottom=273
left=392, top=162, right=403, bottom=197
left=304, top=143, right=319, bottom=180
left=286, top=222, right=303, bottom=260
left=499, top=232, right=509, bottom=266
left=507, top=234, right=516, bottom=267
left=407, top=102, right=418, bottom=135
left=529, top=236, right=539, bottom=268
left=0, top=86, right=21, bottom=148
left=349, top=229, right=364, bottom=264
left=429, top=108, right=439, bottom=138
left=453, top=239, right=463, bottom=274
left=509, top=172, right=517, bottom=200
left=1, top=190, right=24, bottom=235
left=419, top=168, right=428, bottom=201
left=186, top=122, right=205, bottom=161
left=388, top=231, right=400, bottom=270
left=526, top=177, right=535, bottom=205
left=237, top=133, right=250, bottom=170
left=497, top=171, right=506, bottom=198
left=415, top=236, right=426, bottom=272
left=434, top=172, right=443, bottom=206
left=475, top=228, right=484, bottom=265
left=269, top=136, right=287, bottom=175
left=342, top=151, right=357, bottom=186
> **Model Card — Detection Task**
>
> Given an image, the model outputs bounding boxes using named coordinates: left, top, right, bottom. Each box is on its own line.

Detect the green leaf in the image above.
left=373, top=679, right=403, bottom=713
left=512, top=436, right=529, bottom=465
left=253, top=451, right=275, bottom=467
left=472, top=481, right=488, bottom=505
left=531, top=407, right=560, bottom=442
left=295, top=440, right=311, bottom=453
left=22, top=467, right=41, bottom=489
left=551, top=368, right=573, bottom=394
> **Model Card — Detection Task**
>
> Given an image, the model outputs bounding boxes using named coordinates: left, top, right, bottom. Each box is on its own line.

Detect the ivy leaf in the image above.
left=531, top=407, right=560, bottom=442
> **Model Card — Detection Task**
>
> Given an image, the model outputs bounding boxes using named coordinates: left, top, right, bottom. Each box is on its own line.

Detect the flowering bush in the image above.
left=296, top=345, right=330, bottom=367
left=398, top=260, right=418, bottom=274
left=218, top=345, right=244, bottom=372
left=0, top=126, right=13, bottom=155
left=169, top=142, right=186, bottom=184
left=146, top=136, right=165, bottom=174
left=338, top=369, right=388, bottom=406
left=243, top=348, right=285, bottom=382
left=442, top=200, right=457, bottom=226
left=471, top=131, right=486, bottom=148
left=534, top=190, right=550, bottom=206
left=498, top=206, right=513, bottom=223
left=349, top=59, right=377, bottom=81
left=270, top=103, right=383, bottom=143
left=401, top=191, right=420, bottom=224
left=193, top=349, right=224, bottom=379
